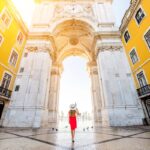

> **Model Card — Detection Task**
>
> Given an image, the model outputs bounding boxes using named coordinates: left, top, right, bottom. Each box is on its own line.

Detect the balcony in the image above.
left=137, top=84, right=150, bottom=98
left=0, top=86, right=12, bottom=99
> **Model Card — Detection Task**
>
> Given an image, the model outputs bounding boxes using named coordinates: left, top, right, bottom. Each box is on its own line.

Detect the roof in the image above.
left=119, top=0, right=141, bottom=34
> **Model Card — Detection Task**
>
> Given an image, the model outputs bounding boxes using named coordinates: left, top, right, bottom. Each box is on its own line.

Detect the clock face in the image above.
left=64, top=4, right=83, bottom=14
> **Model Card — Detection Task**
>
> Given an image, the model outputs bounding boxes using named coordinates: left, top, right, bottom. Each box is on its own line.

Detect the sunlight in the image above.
left=59, top=56, right=92, bottom=116
left=12, top=0, right=35, bottom=27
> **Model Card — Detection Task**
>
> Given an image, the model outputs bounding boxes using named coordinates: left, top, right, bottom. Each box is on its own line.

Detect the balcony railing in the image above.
left=0, top=86, right=12, bottom=99
left=137, top=84, right=150, bottom=97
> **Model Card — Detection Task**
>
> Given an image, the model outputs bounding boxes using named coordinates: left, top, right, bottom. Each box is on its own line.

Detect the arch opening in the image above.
left=58, top=56, right=93, bottom=128
left=49, top=18, right=100, bottom=125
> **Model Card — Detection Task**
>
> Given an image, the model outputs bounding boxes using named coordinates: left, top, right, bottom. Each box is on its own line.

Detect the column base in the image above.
left=94, top=111, right=102, bottom=122
left=2, top=107, right=49, bottom=128
left=101, top=106, right=144, bottom=126
left=48, top=111, right=58, bottom=123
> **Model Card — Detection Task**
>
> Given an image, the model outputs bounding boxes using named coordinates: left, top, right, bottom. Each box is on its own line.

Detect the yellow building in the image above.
left=120, top=0, right=150, bottom=124
left=0, top=0, right=28, bottom=123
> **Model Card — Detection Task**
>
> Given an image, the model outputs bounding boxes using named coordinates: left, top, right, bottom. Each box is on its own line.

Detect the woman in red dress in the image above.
left=69, top=103, right=80, bottom=142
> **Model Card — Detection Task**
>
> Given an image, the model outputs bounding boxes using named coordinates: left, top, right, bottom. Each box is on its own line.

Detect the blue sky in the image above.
left=112, top=0, right=130, bottom=26
left=12, top=0, right=130, bottom=114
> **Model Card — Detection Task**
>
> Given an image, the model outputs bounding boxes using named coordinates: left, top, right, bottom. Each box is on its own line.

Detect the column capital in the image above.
left=25, top=46, right=38, bottom=52
left=96, top=42, right=123, bottom=56
left=51, top=63, right=63, bottom=76
left=87, top=61, right=97, bottom=67
left=87, top=61, right=98, bottom=75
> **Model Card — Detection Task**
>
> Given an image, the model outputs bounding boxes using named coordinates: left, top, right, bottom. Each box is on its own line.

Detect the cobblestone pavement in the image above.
left=0, top=124, right=150, bottom=150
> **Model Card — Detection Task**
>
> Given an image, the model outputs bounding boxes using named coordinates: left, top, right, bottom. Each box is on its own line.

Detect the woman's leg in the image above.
left=71, top=130, right=75, bottom=142
left=73, top=130, right=75, bottom=139
left=72, top=130, right=75, bottom=142
left=71, top=130, right=74, bottom=141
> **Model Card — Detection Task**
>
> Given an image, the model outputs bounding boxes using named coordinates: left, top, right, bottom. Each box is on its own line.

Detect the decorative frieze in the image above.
left=96, top=42, right=123, bottom=57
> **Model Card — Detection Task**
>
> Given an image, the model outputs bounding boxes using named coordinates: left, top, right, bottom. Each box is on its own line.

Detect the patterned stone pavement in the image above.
left=0, top=123, right=150, bottom=150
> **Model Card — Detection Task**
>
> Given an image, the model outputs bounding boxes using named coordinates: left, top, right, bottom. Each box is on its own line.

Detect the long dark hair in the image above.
left=69, top=110, right=76, bottom=116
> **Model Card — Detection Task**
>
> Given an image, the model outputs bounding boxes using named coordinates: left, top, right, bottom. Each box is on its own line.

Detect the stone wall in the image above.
left=3, top=49, right=52, bottom=127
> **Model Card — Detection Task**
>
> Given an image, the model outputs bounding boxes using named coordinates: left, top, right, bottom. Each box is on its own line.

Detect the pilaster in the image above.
left=88, top=61, right=102, bottom=122
left=48, top=63, right=62, bottom=123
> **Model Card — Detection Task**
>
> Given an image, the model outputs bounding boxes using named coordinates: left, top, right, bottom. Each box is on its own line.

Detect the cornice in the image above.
left=119, top=0, right=141, bottom=34
left=28, top=32, right=57, bottom=51
left=5, top=0, right=28, bottom=36
left=35, top=0, right=113, bottom=4
left=95, top=30, right=121, bottom=39
left=28, top=32, right=54, bottom=40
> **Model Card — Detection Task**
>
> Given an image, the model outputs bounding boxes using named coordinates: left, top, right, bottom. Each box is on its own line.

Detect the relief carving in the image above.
left=51, top=3, right=97, bottom=23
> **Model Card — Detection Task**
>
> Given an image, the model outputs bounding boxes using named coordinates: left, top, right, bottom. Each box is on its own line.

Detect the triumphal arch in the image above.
left=3, top=0, right=144, bottom=127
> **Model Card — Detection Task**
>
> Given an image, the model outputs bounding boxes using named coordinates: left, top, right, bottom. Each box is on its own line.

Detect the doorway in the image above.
left=0, top=100, right=4, bottom=119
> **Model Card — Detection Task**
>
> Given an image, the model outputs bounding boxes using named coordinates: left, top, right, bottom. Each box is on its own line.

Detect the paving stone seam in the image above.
left=2, top=130, right=150, bottom=150
left=4, top=131, right=70, bottom=150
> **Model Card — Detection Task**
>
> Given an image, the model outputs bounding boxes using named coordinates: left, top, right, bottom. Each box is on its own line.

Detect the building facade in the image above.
left=120, top=0, right=150, bottom=124
left=0, top=0, right=28, bottom=126
left=2, top=0, right=145, bottom=128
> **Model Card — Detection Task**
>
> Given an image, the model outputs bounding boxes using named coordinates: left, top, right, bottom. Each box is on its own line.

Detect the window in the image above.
left=17, top=32, right=24, bottom=45
left=24, top=52, right=28, bottom=57
left=9, top=50, right=18, bottom=66
left=0, top=34, right=3, bottom=46
left=124, top=30, right=130, bottom=43
left=0, top=9, right=11, bottom=27
left=135, top=8, right=145, bottom=25
left=130, top=49, right=138, bottom=64
left=144, top=29, right=150, bottom=49
left=1, top=73, right=11, bottom=89
left=137, top=71, right=147, bottom=88
left=15, top=85, right=20, bottom=92
left=19, top=67, right=24, bottom=73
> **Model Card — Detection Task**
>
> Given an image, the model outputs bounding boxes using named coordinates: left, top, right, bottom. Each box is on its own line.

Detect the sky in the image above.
left=112, top=0, right=130, bottom=26
left=12, top=0, right=130, bottom=114
left=59, top=57, right=91, bottom=114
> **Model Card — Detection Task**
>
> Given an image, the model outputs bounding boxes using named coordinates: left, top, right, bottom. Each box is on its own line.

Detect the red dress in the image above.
left=69, top=112, right=77, bottom=130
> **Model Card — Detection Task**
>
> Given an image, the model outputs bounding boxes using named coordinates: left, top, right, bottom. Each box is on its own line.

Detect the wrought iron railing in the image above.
left=137, top=84, right=150, bottom=97
left=0, top=86, right=12, bottom=99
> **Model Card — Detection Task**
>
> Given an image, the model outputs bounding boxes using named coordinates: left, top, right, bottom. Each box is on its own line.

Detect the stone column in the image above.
left=96, top=41, right=145, bottom=126
left=48, top=63, right=62, bottom=123
left=88, top=61, right=102, bottom=122
left=2, top=45, right=52, bottom=128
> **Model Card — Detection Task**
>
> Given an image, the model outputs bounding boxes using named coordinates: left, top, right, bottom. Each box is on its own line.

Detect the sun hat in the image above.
left=70, top=103, right=77, bottom=110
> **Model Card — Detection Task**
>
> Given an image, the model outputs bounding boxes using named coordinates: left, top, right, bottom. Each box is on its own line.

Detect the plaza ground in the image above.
left=0, top=121, right=150, bottom=150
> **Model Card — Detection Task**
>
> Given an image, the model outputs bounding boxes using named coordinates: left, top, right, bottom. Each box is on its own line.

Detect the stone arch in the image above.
left=50, top=19, right=97, bottom=65
left=50, top=18, right=97, bottom=33
left=47, top=18, right=101, bottom=123
left=56, top=48, right=93, bottom=65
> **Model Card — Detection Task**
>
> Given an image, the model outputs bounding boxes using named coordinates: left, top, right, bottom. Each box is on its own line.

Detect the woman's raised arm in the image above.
left=76, top=108, right=81, bottom=116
